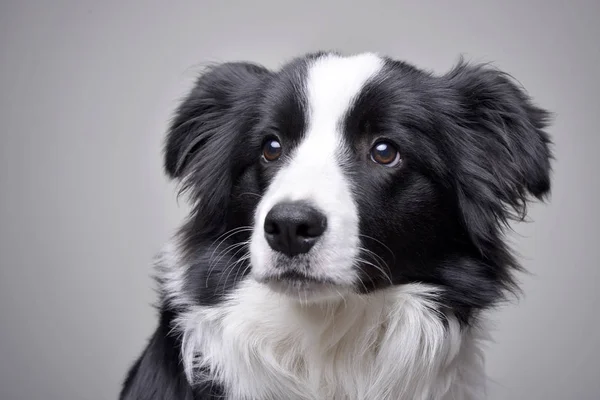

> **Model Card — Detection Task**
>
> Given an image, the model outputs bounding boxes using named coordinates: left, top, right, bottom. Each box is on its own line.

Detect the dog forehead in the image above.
left=304, top=53, right=384, bottom=131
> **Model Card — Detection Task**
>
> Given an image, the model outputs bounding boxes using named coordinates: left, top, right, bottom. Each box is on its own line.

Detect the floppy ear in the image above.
left=164, top=62, right=270, bottom=228
left=444, top=60, right=553, bottom=255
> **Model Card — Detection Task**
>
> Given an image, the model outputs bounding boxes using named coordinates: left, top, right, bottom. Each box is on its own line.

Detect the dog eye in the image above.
left=262, top=138, right=282, bottom=162
left=370, top=141, right=400, bottom=166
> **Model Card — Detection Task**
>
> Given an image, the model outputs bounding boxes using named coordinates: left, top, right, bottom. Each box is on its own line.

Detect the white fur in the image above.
left=173, top=276, right=488, bottom=400
left=250, top=53, right=384, bottom=289
left=154, top=240, right=190, bottom=308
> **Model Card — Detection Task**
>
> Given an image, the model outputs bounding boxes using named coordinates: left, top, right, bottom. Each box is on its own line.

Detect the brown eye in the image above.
left=370, top=141, right=400, bottom=166
left=262, top=138, right=282, bottom=161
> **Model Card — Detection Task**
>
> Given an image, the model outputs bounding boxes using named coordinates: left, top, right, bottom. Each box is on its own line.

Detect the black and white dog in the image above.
left=121, top=52, right=552, bottom=400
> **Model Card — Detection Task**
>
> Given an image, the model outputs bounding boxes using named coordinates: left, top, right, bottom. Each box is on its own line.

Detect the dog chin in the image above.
left=253, top=269, right=352, bottom=303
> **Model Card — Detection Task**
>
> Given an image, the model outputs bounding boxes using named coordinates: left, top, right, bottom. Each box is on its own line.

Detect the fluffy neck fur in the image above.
left=160, top=244, right=489, bottom=400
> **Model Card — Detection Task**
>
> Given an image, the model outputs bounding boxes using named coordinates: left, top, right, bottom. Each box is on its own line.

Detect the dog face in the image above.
left=165, top=52, right=552, bottom=317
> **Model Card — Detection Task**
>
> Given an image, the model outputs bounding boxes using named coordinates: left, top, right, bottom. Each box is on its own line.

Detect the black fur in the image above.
left=121, top=52, right=552, bottom=398
left=119, top=310, right=224, bottom=399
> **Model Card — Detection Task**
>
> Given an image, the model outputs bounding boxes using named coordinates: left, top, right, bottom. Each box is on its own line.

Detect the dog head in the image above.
left=164, top=52, right=552, bottom=316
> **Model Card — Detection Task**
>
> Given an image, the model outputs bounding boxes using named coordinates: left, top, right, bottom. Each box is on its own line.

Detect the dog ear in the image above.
left=164, top=62, right=270, bottom=178
left=163, top=62, right=270, bottom=226
left=443, top=60, right=553, bottom=256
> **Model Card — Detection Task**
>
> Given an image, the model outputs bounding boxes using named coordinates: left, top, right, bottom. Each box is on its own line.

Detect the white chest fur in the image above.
left=175, top=279, right=488, bottom=400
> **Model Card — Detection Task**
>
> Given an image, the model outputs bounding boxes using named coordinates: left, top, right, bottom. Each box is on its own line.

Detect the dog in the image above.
left=120, top=51, right=552, bottom=400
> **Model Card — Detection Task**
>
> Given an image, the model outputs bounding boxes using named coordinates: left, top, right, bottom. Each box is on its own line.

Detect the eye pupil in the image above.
left=371, top=141, right=399, bottom=166
left=262, top=139, right=282, bottom=161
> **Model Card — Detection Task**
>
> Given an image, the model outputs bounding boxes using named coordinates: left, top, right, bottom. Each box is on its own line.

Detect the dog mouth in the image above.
left=257, top=269, right=339, bottom=296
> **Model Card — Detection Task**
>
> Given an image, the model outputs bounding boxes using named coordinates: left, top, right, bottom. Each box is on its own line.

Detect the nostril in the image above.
left=296, top=223, right=311, bottom=238
left=297, top=221, right=324, bottom=238
left=264, top=219, right=279, bottom=235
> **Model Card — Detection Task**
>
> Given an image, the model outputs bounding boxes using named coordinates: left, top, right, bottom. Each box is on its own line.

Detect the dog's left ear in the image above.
left=443, top=60, right=553, bottom=254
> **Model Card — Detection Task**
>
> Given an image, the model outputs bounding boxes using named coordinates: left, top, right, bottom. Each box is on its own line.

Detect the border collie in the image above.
left=120, top=52, right=552, bottom=400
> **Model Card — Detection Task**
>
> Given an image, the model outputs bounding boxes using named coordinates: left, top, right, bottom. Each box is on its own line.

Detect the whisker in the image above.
left=356, top=266, right=375, bottom=293
left=358, top=234, right=396, bottom=262
left=217, top=250, right=249, bottom=285
left=356, top=257, right=394, bottom=286
left=236, top=259, right=253, bottom=282
left=358, top=246, right=393, bottom=284
left=210, top=241, right=248, bottom=270
left=209, top=226, right=253, bottom=262
left=219, top=254, right=251, bottom=295
left=205, top=242, right=247, bottom=288
left=204, top=226, right=252, bottom=287
left=359, top=247, right=388, bottom=268
left=219, top=243, right=251, bottom=276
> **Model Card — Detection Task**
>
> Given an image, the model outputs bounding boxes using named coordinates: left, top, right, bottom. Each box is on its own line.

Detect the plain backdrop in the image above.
left=1, top=1, right=598, bottom=399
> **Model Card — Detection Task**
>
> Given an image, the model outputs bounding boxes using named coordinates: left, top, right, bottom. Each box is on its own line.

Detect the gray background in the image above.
left=1, top=1, right=598, bottom=399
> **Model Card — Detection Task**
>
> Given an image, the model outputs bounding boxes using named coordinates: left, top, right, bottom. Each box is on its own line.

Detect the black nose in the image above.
left=264, top=202, right=327, bottom=257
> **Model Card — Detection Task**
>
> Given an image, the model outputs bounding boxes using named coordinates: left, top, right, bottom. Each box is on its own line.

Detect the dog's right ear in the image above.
left=164, top=62, right=270, bottom=180
left=163, top=62, right=271, bottom=234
